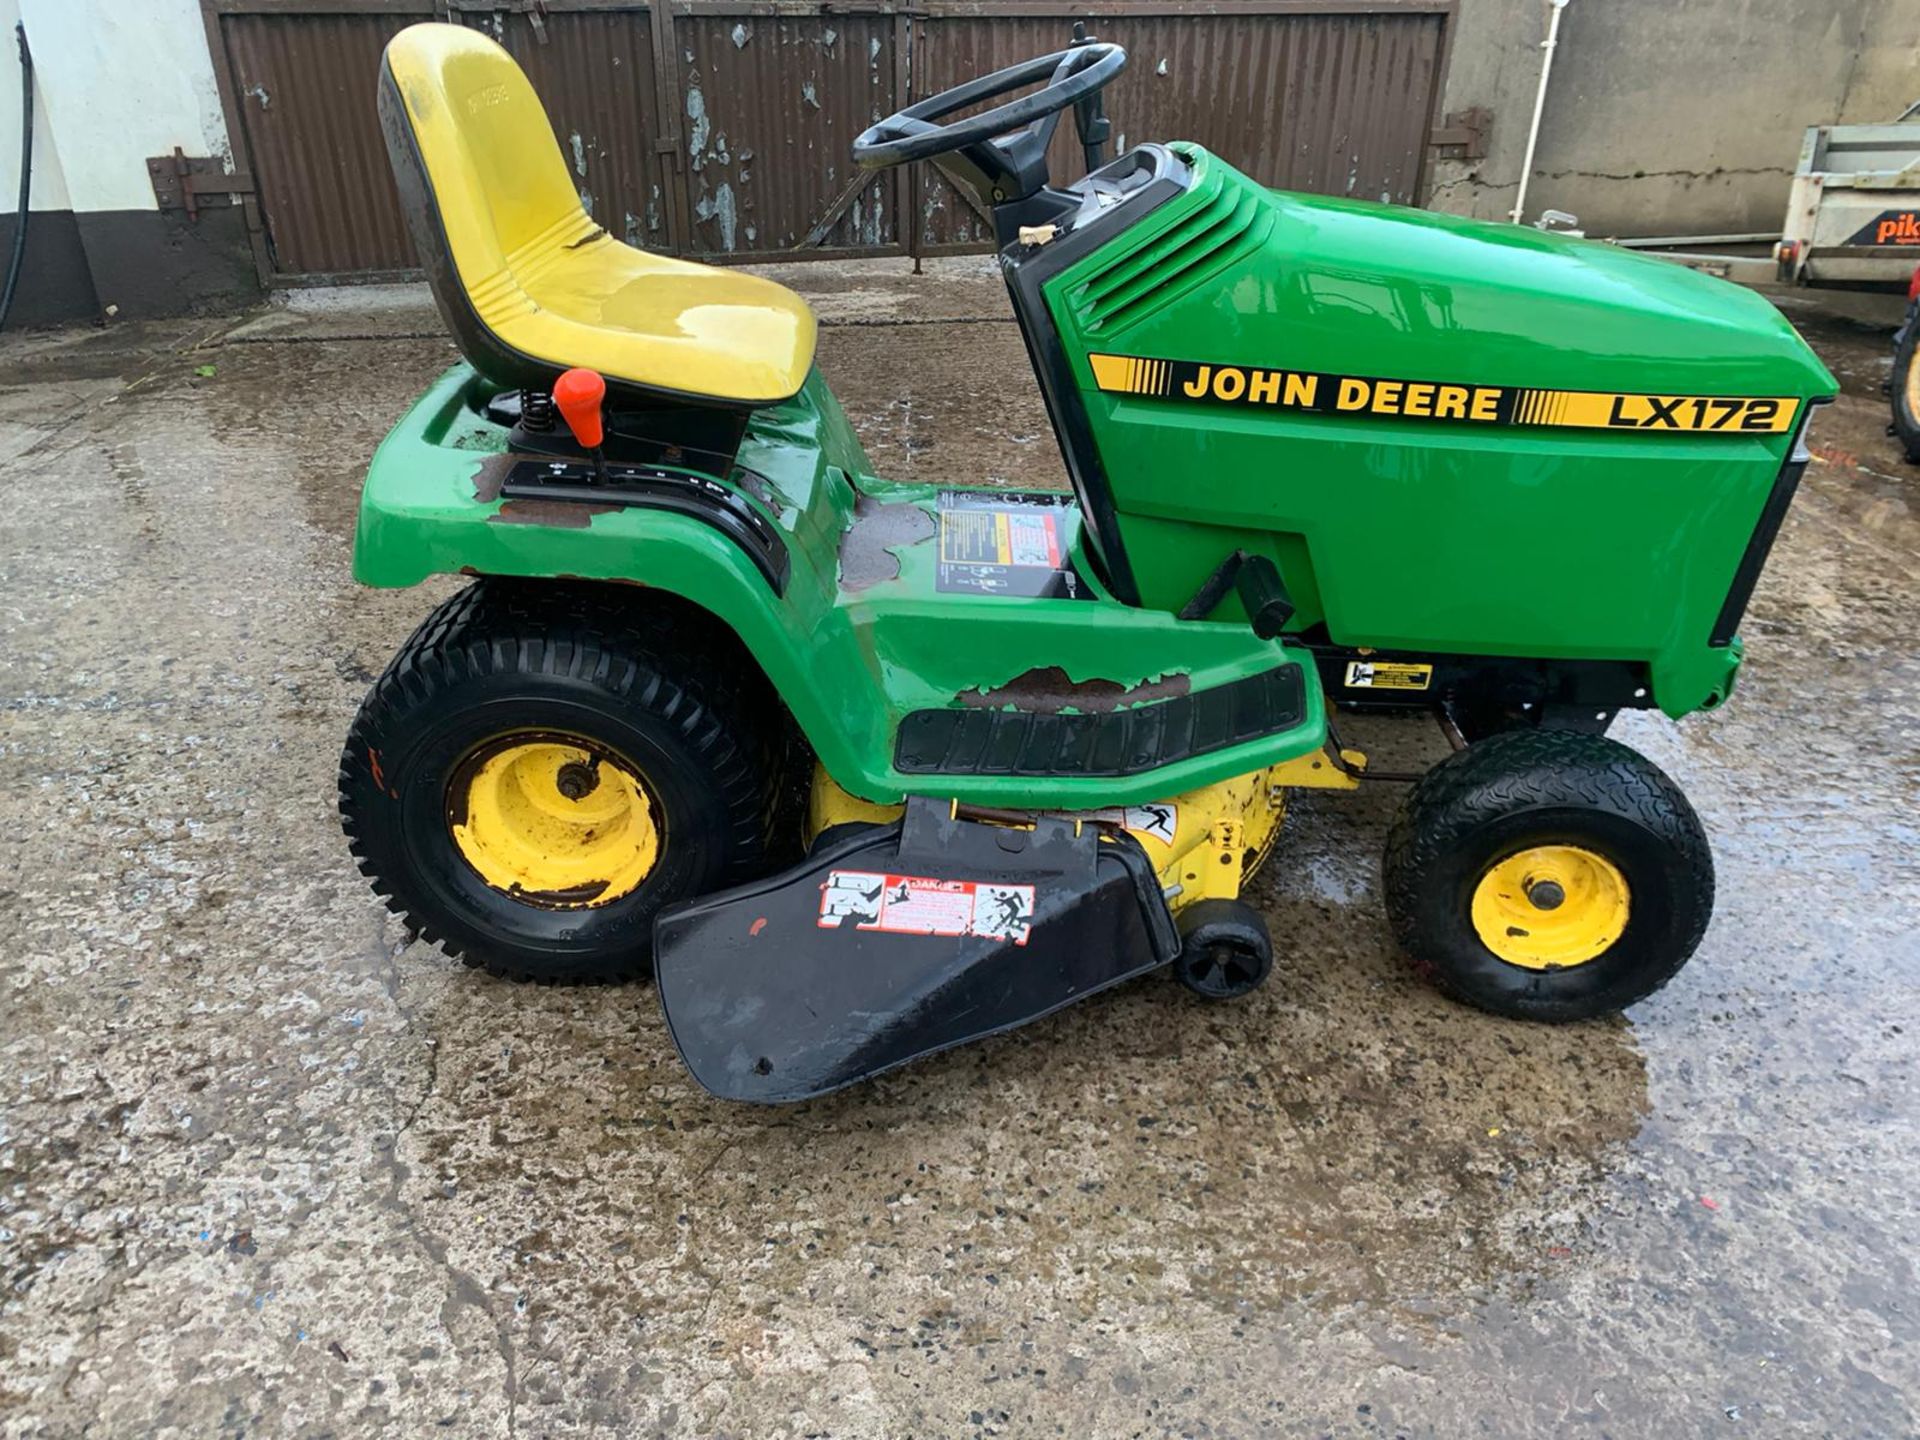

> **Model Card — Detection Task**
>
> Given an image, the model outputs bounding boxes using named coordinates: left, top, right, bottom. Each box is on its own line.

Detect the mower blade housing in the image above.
left=654, top=799, right=1179, bottom=1103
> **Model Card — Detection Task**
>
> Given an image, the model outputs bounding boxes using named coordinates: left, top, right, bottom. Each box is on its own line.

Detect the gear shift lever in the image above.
left=552, top=367, right=609, bottom=483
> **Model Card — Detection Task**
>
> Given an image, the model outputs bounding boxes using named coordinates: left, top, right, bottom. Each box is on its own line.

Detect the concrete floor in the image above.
left=0, top=261, right=1914, bottom=1439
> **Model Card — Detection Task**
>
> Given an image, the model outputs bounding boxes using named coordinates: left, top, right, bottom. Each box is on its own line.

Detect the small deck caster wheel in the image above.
left=1173, top=899, right=1274, bottom=1000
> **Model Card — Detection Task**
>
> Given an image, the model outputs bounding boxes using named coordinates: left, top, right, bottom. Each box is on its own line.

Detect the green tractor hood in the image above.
left=1042, top=145, right=1839, bottom=718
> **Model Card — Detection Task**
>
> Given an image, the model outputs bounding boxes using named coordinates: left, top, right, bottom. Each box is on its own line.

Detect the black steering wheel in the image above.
left=852, top=43, right=1128, bottom=210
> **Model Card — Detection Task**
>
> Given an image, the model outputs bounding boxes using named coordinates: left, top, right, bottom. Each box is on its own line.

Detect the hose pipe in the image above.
left=1, top=22, right=34, bottom=334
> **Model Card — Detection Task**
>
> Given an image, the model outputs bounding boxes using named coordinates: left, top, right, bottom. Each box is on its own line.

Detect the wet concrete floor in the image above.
left=0, top=262, right=1914, bottom=1438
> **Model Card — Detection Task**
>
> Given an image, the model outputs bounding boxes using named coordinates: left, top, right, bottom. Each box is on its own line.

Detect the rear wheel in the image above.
left=339, top=579, right=779, bottom=983
left=1383, top=729, right=1713, bottom=1021
left=1892, top=312, right=1920, bottom=463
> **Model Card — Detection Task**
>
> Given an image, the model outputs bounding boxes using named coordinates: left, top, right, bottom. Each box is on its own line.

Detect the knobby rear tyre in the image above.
left=338, top=579, right=780, bottom=983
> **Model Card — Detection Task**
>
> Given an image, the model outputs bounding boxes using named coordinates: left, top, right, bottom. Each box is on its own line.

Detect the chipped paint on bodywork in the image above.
left=491, top=499, right=617, bottom=529
left=961, top=666, right=1193, bottom=715
left=470, top=455, right=615, bottom=529
left=471, top=455, right=512, bottom=505
left=838, top=494, right=935, bottom=593
left=728, top=466, right=778, bottom=509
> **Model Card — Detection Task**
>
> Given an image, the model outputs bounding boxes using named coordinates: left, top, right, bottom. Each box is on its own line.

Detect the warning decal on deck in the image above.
left=1056, top=802, right=1180, bottom=847
left=936, top=490, right=1094, bottom=600
left=818, top=870, right=1036, bottom=945
left=1344, top=660, right=1434, bottom=691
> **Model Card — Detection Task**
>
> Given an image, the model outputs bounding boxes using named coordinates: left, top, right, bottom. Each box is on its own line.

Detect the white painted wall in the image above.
left=0, top=0, right=71, bottom=211
left=15, top=0, right=231, bottom=215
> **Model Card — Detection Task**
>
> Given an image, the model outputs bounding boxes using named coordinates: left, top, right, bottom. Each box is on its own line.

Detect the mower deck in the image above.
left=353, top=362, right=1329, bottom=809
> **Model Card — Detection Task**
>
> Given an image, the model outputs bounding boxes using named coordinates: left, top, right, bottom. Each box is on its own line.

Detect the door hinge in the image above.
left=1429, top=107, right=1492, bottom=161
left=147, top=148, right=254, bottom=223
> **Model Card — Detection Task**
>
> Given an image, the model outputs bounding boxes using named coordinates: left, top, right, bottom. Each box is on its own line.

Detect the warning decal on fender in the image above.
left=935, top=490, right=1095, bottom=600
left=818, top=870, right=1036, bottom=945
left=1344, top=660, right=1434, bottom=691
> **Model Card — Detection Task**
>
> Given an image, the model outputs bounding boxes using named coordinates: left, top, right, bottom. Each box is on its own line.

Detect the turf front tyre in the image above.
left=1383, top=729, right=1713, bottom=1021
left=338, top=580, right=778, bottom=983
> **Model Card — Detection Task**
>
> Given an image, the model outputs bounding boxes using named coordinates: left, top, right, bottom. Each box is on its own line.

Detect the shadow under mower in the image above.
left=339, top=24, right=1836, bottom=1103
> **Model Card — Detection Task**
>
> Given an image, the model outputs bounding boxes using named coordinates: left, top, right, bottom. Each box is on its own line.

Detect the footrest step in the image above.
left=894, top=664, right=1305, bottom=777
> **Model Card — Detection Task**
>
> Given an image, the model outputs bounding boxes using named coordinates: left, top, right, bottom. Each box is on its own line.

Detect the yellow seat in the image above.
left=379, top=23, right=816, bottom=407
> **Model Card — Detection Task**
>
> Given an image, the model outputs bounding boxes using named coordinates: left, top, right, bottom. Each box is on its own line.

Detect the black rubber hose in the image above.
left=0, top=23, right=34, bottom=334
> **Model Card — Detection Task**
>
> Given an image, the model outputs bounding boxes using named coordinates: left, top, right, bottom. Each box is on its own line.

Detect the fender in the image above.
left=353, top=364, right=896, bottom=793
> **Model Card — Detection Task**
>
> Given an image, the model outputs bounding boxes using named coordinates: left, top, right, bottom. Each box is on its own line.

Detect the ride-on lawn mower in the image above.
left=341, top=24, right=1835, bottom=1102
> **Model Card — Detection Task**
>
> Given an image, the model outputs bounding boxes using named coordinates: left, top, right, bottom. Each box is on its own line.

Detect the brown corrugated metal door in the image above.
left=210, top=3, right=668, bottom=279
left=910, top=4, right=1451, bottom=252
left=205, top=0, right=1454, bottom=282
left=668, top=9, right=904, bottom=257
left=215, top=10, right=420, bottom=277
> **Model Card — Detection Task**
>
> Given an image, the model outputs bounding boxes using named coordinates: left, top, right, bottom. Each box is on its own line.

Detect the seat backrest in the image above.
left=378, top=23, right=590, bottom=387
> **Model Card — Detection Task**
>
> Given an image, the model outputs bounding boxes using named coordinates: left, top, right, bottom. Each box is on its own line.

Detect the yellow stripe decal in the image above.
left=1085, top=353, right=1800, bottom=434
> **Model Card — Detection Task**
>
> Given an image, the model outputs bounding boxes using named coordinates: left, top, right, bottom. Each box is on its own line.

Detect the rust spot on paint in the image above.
left=961, top=666, right=1192, bottom=714
left=475, top=456, right=618, bottom=526
left=490, top=499, right=617, bottom=529
left=472, top=455, right=512, bottom=504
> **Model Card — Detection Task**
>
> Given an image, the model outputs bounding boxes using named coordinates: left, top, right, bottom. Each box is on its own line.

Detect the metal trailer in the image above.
left=1650, top=113, right=1920, bottom=293
left=1776, top=116, right=1920, bottom=290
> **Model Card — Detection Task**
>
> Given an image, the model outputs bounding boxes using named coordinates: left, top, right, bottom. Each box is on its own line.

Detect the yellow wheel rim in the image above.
left=1470, top=844, right=1630, bottom=970
left=1905, top=345, right=1920, bottom=425
left=448, top=736, right=660, bottom=908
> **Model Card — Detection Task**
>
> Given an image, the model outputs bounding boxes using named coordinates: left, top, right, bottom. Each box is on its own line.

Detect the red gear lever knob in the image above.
left=551, top=368, right=606, bottom=450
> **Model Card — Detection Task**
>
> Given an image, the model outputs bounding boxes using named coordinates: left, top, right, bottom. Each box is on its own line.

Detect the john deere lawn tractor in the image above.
left=340, top=24, right=1835, bottom=1102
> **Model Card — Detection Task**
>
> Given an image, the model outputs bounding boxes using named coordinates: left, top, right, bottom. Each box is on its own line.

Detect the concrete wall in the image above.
left=1, top=0, right=258, bottom=326
left=1429, top=0, right=1920, bottom=238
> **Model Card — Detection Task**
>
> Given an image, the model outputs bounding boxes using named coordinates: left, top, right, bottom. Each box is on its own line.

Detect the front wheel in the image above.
left=1382, top=729, right=1713, bottom=1021
left=339, top=580, right=780, bottom=983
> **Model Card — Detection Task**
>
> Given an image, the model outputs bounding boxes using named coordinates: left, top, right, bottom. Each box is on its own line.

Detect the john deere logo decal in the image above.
left=1088, top=354, right=1799, bottom=434
left=1846, top=209, right=1920, bottom=247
